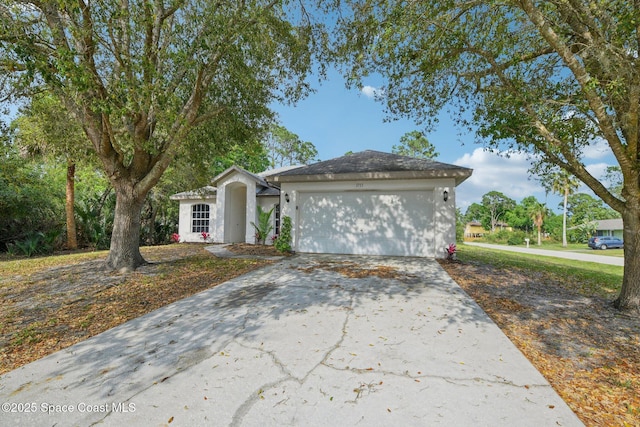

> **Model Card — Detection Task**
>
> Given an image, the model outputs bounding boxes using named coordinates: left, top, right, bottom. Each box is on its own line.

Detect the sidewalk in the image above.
left=464, top=242, right=624, bottom=266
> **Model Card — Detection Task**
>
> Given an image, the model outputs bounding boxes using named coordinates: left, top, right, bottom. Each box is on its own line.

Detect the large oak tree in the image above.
left=334, top=0, right=640, bottom=310
left=0, top=0, right=319, bottom=271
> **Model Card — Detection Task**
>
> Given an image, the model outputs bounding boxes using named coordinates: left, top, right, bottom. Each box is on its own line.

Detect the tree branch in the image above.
left=518, top=0, right=633, bottom=174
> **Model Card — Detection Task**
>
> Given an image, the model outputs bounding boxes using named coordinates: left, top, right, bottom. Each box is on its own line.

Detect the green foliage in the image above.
left=507, top=231, right=527, bottom=246
left=481, top=191, right=516, bottom=231
left=567, top=193, right=620, bottom=225
left=543, top=214, right=564, bottom=242
left=210, top=142, right=270, bottom=176
left=12, top=234, right=42, bottom=257
left=463, top=202, right=488, bottom=224
left=0, top=126, right=66, bottom=251
left=13, top=93, right=89, bottom=160
left=8, top=229, right=63, bottom=257
left=483, top=229, right=511, bottom=244
left=570, top=221, right=599, bottom=244
left=76, top=191, right=115, bottom=250
left=481, top=229, right=531, bottom=246
left=265, top=124, right=319, bottom=168
left=274, top=216, right=292, bottom=253
left=504, top=197, right=542, bottom=232
left=251, top=206, right=275, bottom=245
left=455, top=208, right=465, bottom=242
left=392, top=130, right=438, bottom=159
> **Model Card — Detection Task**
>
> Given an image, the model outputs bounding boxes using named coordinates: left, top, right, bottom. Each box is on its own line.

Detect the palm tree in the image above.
left=546, top=170, right=580, bottom=247
left=529, top=202, right=547, bottom=246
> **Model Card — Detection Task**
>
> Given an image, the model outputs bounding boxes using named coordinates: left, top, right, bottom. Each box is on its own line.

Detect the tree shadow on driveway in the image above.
left=0, top=254, right=578, bottom=427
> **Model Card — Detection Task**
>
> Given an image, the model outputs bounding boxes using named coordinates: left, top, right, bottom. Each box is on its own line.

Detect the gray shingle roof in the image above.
left=594, top=218, right=623, bottom=231
left=267, top=150, right=473, bottom=185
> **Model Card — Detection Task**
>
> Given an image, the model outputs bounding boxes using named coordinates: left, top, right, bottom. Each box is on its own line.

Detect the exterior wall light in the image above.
left=443, top=190, right=449, bottom=202
left=284, top=193, right=290, bottom=203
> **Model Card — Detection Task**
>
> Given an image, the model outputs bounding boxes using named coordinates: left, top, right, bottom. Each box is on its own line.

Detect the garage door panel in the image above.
left=298, top=191, right=433, bottom=257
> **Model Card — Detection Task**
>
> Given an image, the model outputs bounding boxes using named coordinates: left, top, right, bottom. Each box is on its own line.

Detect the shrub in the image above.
left=274, top=216, right=292, bottom=253
left=484, top=229, right=511, bottom=244
left=13, top=233, right=43, bottom=257
left=507, top=231, right=527, bottom=245
left=251, top=206, right=274, bottom=245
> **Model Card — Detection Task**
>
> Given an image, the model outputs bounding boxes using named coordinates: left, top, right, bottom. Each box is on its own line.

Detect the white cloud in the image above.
left=361, top=85, right=383, bottom=99
left=585, top=162, right=610, bottom=180
left=453, top=148, right=545, bottom=211
left=452, top=147, right=622, bottom=213
left=581, top=137, right=612, bottom=160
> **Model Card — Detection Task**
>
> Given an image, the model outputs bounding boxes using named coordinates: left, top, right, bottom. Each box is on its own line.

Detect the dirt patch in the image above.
left=294, top=260, right=417, bottom=281
left=439, top=259, right=640, bottom=427
left=225, top=243, right=291, bottom=257
left=0, top=244, right=272, bottom=375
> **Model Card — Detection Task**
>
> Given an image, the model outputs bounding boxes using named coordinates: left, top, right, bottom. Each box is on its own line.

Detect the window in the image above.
left=275, top=204, right=281, bottom=235
left=192, top=204, right=210, bottom=233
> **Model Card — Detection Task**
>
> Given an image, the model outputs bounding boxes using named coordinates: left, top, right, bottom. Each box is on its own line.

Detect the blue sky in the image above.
left=272, top=69, right=616, bottom=214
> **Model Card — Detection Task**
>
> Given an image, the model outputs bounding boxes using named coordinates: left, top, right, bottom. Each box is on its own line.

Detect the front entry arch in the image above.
left=224, top=182, right=247, bottom=243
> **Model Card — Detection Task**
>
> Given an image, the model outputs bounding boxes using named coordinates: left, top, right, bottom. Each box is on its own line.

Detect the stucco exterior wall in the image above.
left=177, top=198, right=216, bottom=243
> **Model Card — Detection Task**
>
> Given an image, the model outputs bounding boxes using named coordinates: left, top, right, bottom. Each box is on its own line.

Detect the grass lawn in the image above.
left=439, top=245, right=638, bottom=427
left=537, top=242, right=625, bottom=257
left=460, top=244, right=623, bottom=297
left=469, top=240, right=625, bottom=257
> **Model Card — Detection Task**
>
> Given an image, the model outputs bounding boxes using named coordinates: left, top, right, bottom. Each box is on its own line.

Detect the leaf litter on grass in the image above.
left=0, top=244, right=272, bottom=374
left=439, top=259, right=640, bottom=427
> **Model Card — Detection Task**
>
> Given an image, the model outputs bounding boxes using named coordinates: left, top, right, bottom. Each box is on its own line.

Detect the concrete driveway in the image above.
left=0, top=255, right=582, bottom=426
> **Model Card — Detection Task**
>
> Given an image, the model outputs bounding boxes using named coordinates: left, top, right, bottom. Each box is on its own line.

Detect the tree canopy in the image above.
left=392, top=130, right=439, bottom=159
left=334, top=0, right=640, bottom=309
left=481, top=191, right=516, bottom=232
left=0, top=0, right=322, bottom=270
left=264, top=124, right=319, bottom=168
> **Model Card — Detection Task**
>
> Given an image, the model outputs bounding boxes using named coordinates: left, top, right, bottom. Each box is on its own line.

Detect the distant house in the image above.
left=171, top=150, right=473, bottom=258
left=464, top=221, right=512, bottom=240
left=464, top=221, right=485, bottom=239
left=592, top=218, right=623, bottom=238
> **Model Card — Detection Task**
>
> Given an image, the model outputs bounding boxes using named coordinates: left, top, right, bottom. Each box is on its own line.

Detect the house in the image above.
left=592, top=218, right=623, bottom=238
left=464, top=221, right=485, bottom=239
left=171, top=150, right=473, bottom=258
left=463, top=221, right=513, bottom=240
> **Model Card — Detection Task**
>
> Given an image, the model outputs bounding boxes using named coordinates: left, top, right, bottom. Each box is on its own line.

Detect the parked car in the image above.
left=588, top=236, right=624, bottom=250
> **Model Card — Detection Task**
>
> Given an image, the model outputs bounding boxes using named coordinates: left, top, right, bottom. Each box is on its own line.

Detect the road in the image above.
left=463, top=242, right=624, bottom=266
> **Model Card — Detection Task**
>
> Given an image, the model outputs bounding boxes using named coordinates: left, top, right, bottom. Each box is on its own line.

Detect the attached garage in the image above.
left=297, top=190, right=433, bottom=257
left=268, top=150, right=472, bottom=258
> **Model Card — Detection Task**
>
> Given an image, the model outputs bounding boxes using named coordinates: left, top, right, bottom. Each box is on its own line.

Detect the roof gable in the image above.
left=268, top=150, right=473, bottom=185
left=212, top=165, right=269, bottom=187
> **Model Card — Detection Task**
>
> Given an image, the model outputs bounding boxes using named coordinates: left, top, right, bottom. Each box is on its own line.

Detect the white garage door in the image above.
left=297, top=190, right=433, bottom=257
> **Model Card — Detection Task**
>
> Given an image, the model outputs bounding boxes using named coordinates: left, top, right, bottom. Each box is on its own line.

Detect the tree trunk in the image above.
left=537, top=225, right=542, bottom=245
left=562, top=189, right=568, bottom=247
left=105, top=183, right=147, bottom=272
left=146, top=195, right=159, bottom=245
left=615, top=209, right=640, bottom=310
left=65, top=159, right=78, bottom=250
